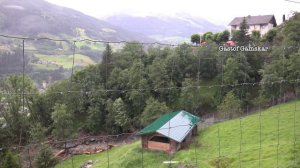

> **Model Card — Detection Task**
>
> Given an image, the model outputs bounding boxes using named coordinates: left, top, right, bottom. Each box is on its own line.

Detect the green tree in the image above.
left=145, top=46, right=171, bottom=66
left=29, top=123, right=47, bottom=143
left=30, top=95, right=52, bottom=128
left=283, top=12, right=300, bottom=45
left=107, top=68, right=130, bottom=99
left=202, top=32, right=213, bottom=42
left=116, top=43, right=145, bottom=69
left=44, top=80, right=82, bottom=117
left=233, top=17, right=250, bottom=45
left=100, top=44, right=113, bottom=85
left=141, top=97, right=170, bottom=126
left=174, top=43, right=197, bottom=78
left=259, top=45, right=291, bottom=102
left=35, top=144, right=58, bottom=168
left=218, top=91, right=242, bottom=119
left=212, top=33, right=220, bottom=43
left=179, top=78, right=201, bottom=112
left=251, top=30, right=261, bottom=42
left=126, top=60, right=149, bottom=117
left=231, top=30, right=239, bottom=42
left=107, top=98, right=130, bottom=133
left=0, top=75, right=38, bottom=144
left=260, top=56, right=289, bottom=102
left=197, top=44, right=218, bottom=79
left=148, top=57, right=169, bottom=100
left=85, top=87, right=106, bottom=133
left=262, top=29, right=277, bottom=43
left=217, top=30, right=230, bottom=43
left=191, top=34, right=200, bottom=45
left=51, top=104, right=73, bottom=140
left=287, top=50, right=300, bottom=94
left=164, top=44, right=194, bottom=105
left=223, top=55, right=251, bottom=86
left=222, top=53, right=251, bottom=105
left=1, top=150, right=20, bottom=168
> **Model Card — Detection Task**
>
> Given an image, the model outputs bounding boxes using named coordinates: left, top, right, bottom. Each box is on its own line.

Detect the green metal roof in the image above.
left=138, top=110, right=201, bottom=142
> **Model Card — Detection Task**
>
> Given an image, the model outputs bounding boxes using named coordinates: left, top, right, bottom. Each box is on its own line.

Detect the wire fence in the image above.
left=0, top=34, right=299, bottom=168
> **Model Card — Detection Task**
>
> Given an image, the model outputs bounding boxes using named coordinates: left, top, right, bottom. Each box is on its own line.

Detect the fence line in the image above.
left=0, top=34, right=299, bottom=168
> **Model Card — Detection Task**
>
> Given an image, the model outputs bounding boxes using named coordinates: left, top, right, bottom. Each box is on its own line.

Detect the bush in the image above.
left=217, top=91, right=242, bottom=119
left=35, top=144, right=58, bottom=168
left=1, top=150, right=20, bottom=168
left=209, top=157, right=234, bottom=168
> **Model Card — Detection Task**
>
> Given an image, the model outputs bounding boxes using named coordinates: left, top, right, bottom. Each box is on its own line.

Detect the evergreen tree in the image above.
left=100, top=44, right=113, bottom=85
left=234, top=17, right=250, bottom=45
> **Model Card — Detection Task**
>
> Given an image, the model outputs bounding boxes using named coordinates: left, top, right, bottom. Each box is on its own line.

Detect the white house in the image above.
left=229, top=15, right=277, bottom=36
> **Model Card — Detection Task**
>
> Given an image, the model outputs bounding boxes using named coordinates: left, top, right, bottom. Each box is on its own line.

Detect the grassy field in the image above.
left=31, top=63, right=60, bottom=71
left=34, top=53, right=95, bottom=69
left=56, top=100, right=300, bottom=168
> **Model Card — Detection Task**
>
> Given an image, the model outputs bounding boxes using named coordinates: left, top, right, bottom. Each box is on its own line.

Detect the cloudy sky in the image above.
left=45, top=0, right=299, bottom=25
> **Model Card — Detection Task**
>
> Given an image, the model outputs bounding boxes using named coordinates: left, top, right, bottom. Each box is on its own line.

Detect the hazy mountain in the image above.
left=0, top=0, right=156, bottom=87
left=105, top=14, right=226, bottom=43
left=0, top=0, right=153, bottom=42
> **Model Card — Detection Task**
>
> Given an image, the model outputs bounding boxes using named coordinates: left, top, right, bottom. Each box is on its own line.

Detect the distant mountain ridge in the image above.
left=105, top=14, right=226, bottom=43
left=0, top=0, right=153, bottom=42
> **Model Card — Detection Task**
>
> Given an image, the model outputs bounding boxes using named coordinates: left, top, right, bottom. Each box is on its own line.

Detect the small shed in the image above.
left=137, top=110, right=201, bottom=153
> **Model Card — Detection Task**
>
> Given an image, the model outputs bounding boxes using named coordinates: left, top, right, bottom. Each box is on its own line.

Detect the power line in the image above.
left=1, top=79, right=299, bottom=95
left=1, top=33, right=300, bottom=49
left=0, top=33, right=299, bottom=167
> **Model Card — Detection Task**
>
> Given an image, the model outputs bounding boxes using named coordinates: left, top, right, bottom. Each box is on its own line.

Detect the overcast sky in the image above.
left=45, top=0, right=299, bottom=26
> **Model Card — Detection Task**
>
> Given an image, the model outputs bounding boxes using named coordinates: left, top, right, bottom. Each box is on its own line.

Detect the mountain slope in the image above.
left=57, top=100, right=300, bottom=168
left=106, top=14, right=226, bottom=43
left=0, top=0, right=152, bottom=42
left=0, top=0, right=155, bottom=87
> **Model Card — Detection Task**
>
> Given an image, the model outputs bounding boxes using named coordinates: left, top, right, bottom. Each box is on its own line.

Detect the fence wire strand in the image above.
left=0, top=34, right=299, bottom=168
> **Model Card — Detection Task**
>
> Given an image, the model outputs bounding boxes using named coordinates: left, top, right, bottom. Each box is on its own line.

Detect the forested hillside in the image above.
left=0, top=11, right=300, bottom=168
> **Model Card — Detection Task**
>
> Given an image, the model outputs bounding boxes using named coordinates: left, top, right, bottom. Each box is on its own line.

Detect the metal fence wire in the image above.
left=0, top=34, right=299, bottom=168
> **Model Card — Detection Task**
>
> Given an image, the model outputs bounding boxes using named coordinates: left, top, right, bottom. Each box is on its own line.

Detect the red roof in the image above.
left=226, top=40, right=235, bottom=46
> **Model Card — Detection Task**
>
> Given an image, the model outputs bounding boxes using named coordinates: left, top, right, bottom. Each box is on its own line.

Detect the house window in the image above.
left=150, top=136, right=170, bottom=143
left=261, top=24, right=267, bottom=29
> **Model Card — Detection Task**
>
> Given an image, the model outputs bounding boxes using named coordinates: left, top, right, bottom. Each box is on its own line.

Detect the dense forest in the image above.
left=0, top=12, right=300, bottom=167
